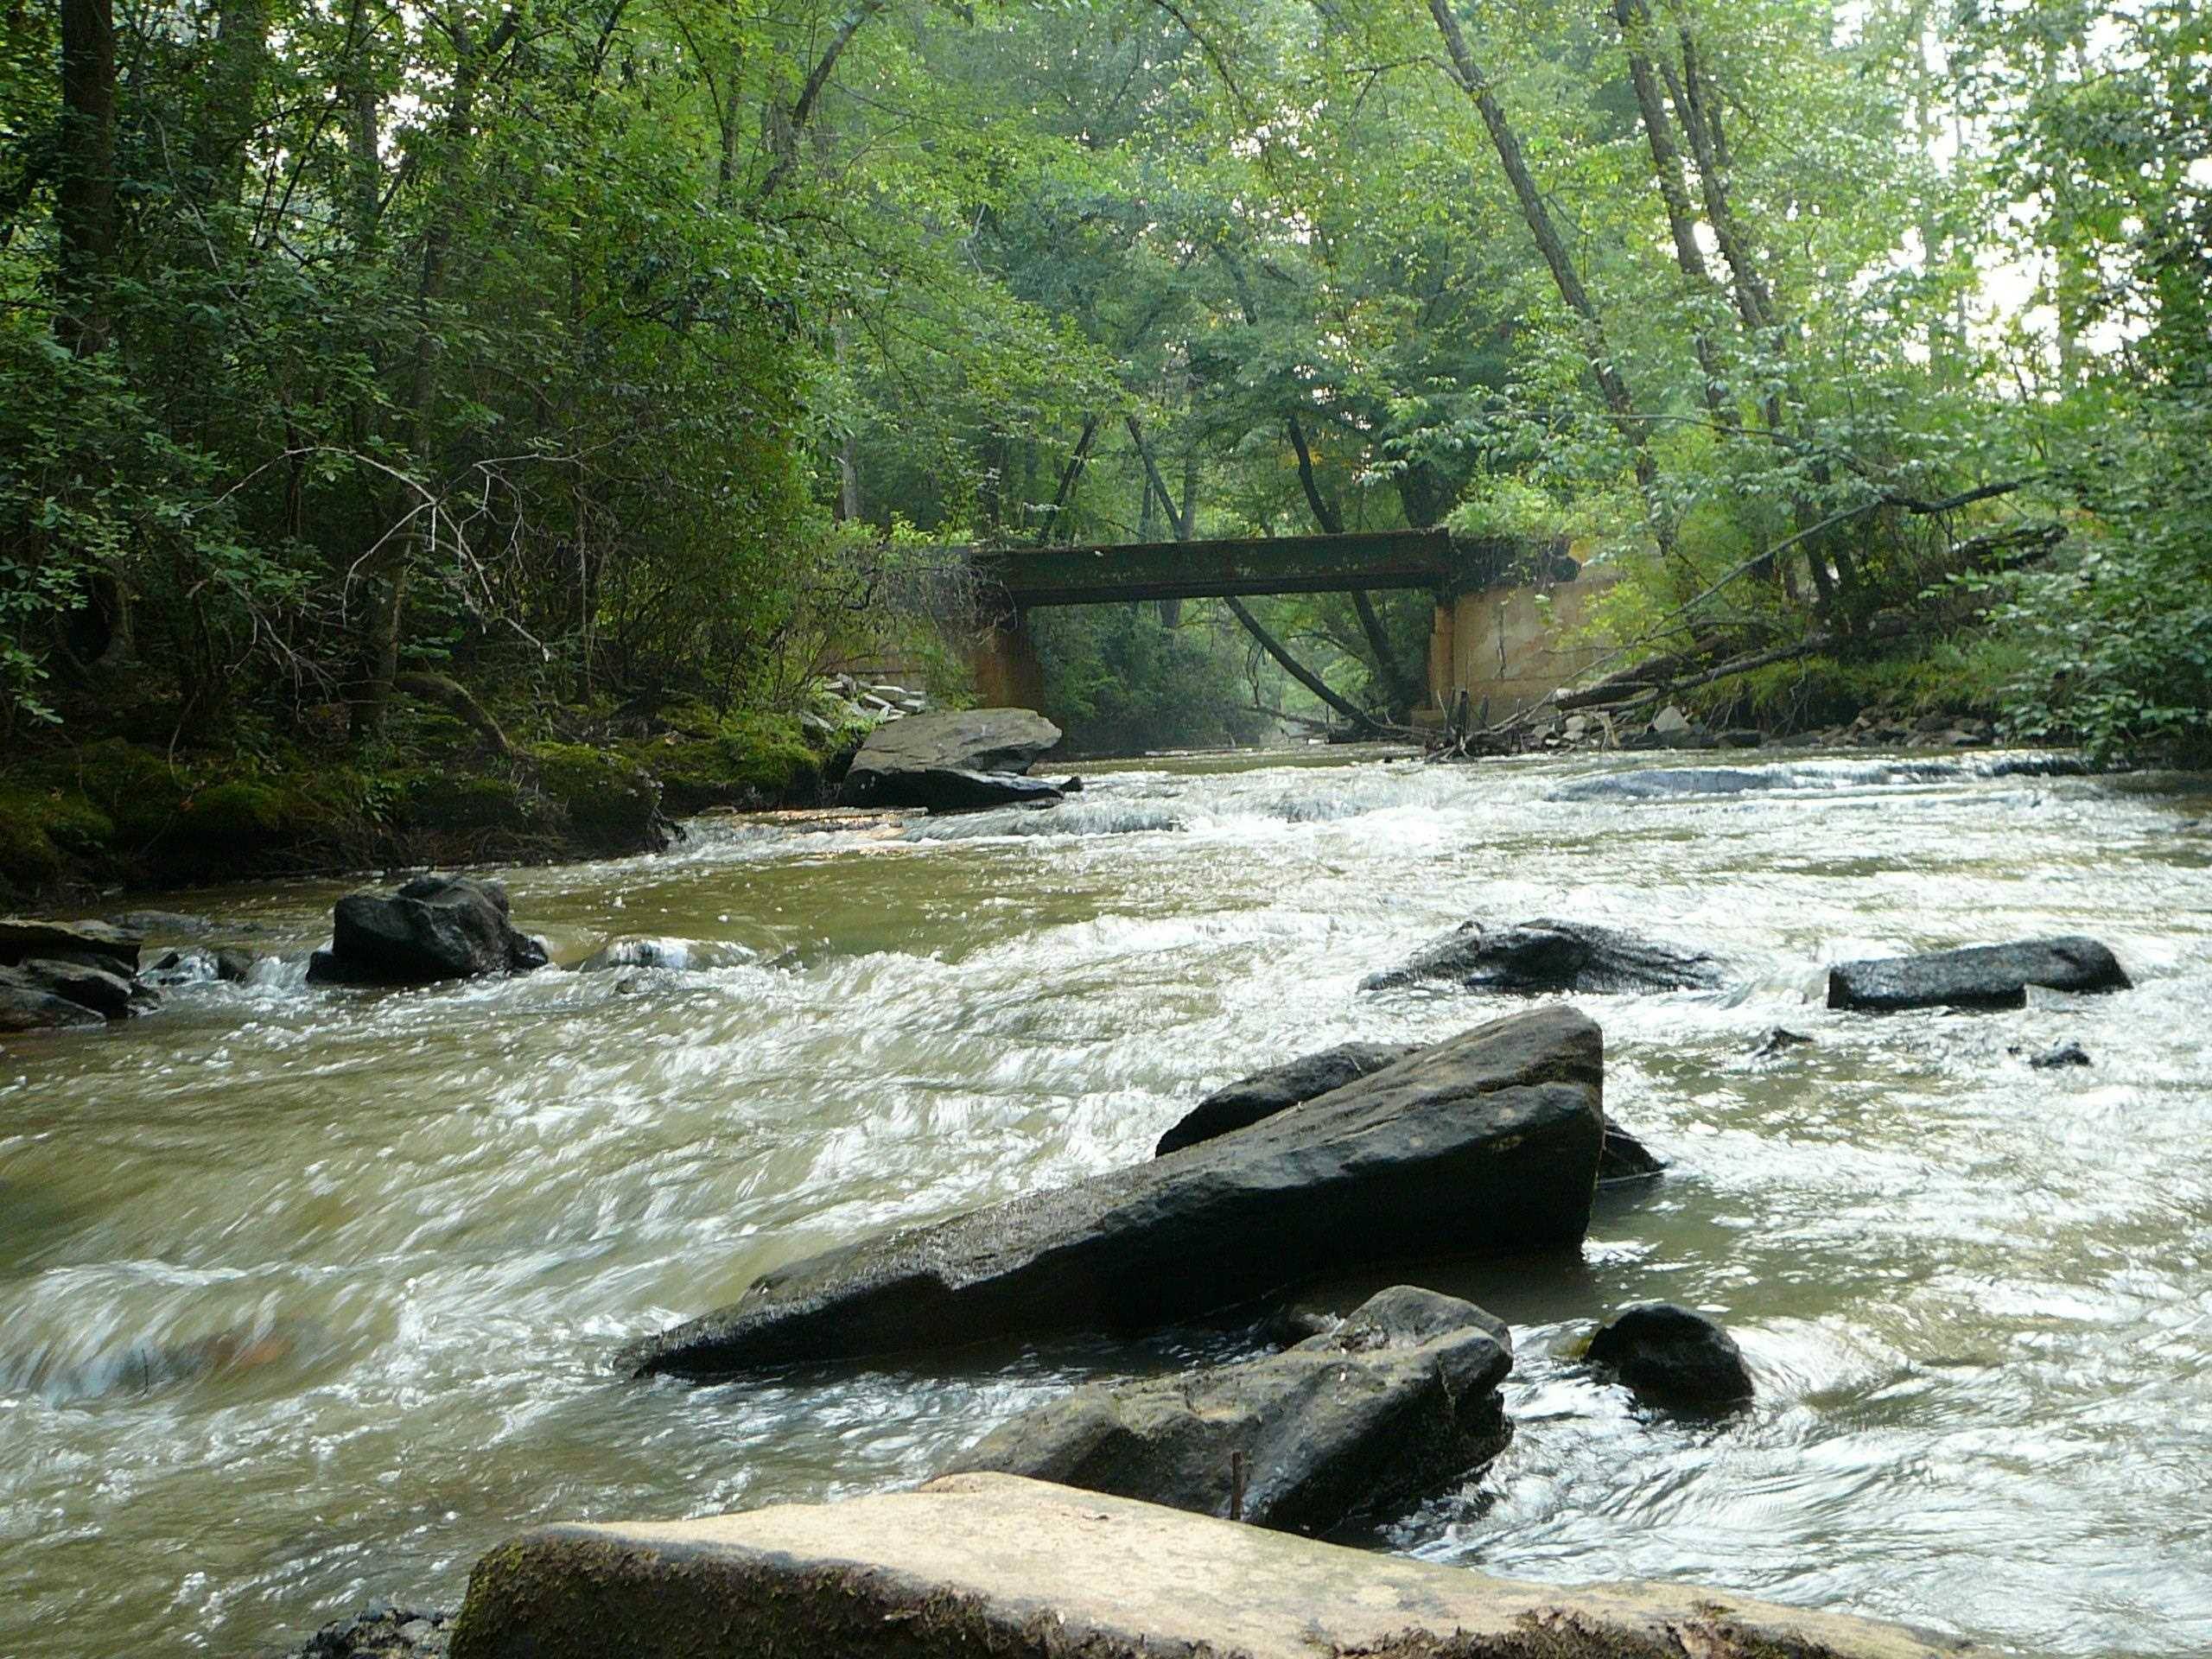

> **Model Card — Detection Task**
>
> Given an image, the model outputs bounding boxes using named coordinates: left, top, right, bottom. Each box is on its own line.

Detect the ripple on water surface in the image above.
left=3, top=748, right=2210, bottom=1658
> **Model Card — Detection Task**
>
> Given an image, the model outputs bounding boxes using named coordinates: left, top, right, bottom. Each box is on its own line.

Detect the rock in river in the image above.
left=628, top=1005, right=1604, bottom=1377
left=0, top=917, right=141, bottom=973
left=0, top=918, right=158, bottom=1030
left=1827, top=937, right=2130, bottom=1012
left=1153, top=1039, right=1421, bottom=1156
left=1588, top=1302, right=1754, bottom=1410
left=1362, top=917, right=1726, bottom=995
left=0, top=966, right=110, bottom=1033
left=1157, top=1037, right=1662, bottom=1185
left=448, top=1474, right=1990, bottom=1659
left=895, top=767, right=1065, bottom=812
left=944, top=1285, right=1510, bottom=1535
left=838, top=707, right=1062, bottom=807
left=308, top=874, right=550, bottom=987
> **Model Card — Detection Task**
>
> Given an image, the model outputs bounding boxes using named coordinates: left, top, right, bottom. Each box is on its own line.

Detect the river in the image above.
left=3, top=747, right=2209, bottom=1658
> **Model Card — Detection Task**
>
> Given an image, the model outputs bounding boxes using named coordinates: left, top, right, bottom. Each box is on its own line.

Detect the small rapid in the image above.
left=3, top=747, right=2209, bottom=1658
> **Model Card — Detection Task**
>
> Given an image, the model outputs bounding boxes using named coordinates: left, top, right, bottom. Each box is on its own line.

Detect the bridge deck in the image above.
left=974, top=528, right=1515, bottom=607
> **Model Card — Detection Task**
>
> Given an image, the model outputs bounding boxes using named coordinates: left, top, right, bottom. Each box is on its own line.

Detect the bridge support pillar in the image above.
left=1419, top=567, right=1624, bottom=727
left=969, top=610, right=1047, bottom=711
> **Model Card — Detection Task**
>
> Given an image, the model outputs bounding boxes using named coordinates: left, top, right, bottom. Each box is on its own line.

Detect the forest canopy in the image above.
left=2, top=0, right=2207, bottom=771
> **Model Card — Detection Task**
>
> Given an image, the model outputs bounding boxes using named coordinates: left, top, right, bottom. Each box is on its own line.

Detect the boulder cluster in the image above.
left=0, top=918, right=158, bottom=1032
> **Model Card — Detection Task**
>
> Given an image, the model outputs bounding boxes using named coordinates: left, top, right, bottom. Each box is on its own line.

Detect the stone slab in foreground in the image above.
left=628, top=1005, right=1602, bottom=1376
left=448, top=1473, right=1988, bottom=1659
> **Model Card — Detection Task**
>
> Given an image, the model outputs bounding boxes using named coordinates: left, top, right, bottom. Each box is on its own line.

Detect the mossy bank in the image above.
left=0, top=702, right=866, bottom=908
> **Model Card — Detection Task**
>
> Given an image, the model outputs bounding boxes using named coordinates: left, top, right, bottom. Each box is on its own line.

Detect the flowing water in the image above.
left=4, top=747, right=2210, bottom=1659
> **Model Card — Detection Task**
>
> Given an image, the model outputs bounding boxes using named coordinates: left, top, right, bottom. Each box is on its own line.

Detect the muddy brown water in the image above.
left=3, top=747, right=2209, bottom=1658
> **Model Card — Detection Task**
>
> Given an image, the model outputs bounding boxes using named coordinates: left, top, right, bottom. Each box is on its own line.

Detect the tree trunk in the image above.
left=54, top=0, right=117, bottom=356
left=193, top=0, right=270, bottom=215
left=1611, top=0, right=1732, bottom=423
left=1127, top=416, right=1383, bottom=734
left=1285, top=411, right=1419, bottom=719
left=1426, top=0, right=1665, bottom=532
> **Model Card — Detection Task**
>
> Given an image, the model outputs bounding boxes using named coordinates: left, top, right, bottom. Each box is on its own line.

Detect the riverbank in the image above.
left=0, top=684, right=910, bottom=909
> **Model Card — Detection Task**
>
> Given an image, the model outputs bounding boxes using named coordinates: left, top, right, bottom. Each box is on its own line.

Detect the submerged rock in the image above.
left=1751, top=1025, right=1814, bottom=1059
left=629, top=1006, right=1604, bottom=1377
left=2028, top=1040, right=2092, bottom=1069
left=1362, top=917, right=1726, bottom=995
left=1588, top=1303, right=1754, bottom=1410
left=1599, top=1119, right=1667, bottom=1183
left=1827, top=938, right=2129, bottom=1012
left=1154, top=1040, right=1421, bottom=1156
left=448, top=1475, right=1989, bottom=1659
left=307, top=874, right=549, bottom=987
left=286, top=1606, right=452, bottom=1659
left=944, top=1285, right=1510, bottom=1535
left=839, top=708, right=1062, bottom=808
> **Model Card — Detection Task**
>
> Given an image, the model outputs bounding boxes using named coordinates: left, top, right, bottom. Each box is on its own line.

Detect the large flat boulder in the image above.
left=1363, top=917, right=1726, bottom=995
left=944, top=1285, right=1510, bottom=1534
left=448, top=1474, right=1989, bottom=1659
left=629, top=1006, right=1605, bottom=1377
left=839, top=707, right=1061, bottom=807
left=308, top=874, right=549, bottom=987
left=1827, top=937, right=2130, bottom=1012
left=0, top=917, right=141, bottom=972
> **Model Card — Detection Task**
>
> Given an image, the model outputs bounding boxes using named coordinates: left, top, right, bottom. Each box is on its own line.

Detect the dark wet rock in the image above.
left=840, top=708, right=1063, bottom=807
left=307, top=874, right=549, bottom=987
left=909, top=768, right=1065, bottom=812
left=10, top=956, right=153, bottom=1018
left=1751, top=1026, right=1814, bottom=1059
left=0, top=917, right=140, bottom=972
left=1155, top=1038, right=1657, bottom=1190
left=1154, top=1041, right=1422, bottom=1156
left=629, top=1005, right=1605, bottom=1377
left=1588, top=1303, right=1754, bottom=1410
left=147, top=945, right=264, bottom=985
left=286, top=1605, right=453, bottom=1659
left=1827, top=937, right=2130, bottom=1013
left=1362, top=918, right=1726, bottom=995
left=2028, top=1040, right=2091, bottom=1069
left=1599, top=1119, right=1666, bottom=1183
left=0, top=967, right=108, bottom=1033
left=944, top=1285, right=1511, bottom=1535
left=1058, top=775, right=1084, bottom=792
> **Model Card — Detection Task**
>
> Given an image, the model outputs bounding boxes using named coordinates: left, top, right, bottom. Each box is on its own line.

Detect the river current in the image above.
left=3, top=747, right=2209, bottom=1658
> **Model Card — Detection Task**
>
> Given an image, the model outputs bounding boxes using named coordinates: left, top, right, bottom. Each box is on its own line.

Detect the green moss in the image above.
left=402, top=772, right=537, bottom=834
left=532, top=743, right=664, bottom=852
left=0, top=785, right=114, bottom=899
left=629, top=714, right=823, bottom=814
left=68, top=738, right=186, bottom=847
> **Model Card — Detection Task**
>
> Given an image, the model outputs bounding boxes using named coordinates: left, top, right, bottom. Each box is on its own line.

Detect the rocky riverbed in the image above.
left=3, top=745, right=2209, bottom=1659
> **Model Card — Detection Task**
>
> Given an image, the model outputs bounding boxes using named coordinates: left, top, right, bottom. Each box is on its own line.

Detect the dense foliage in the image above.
left=1, top=0, right=2203, bottom=842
